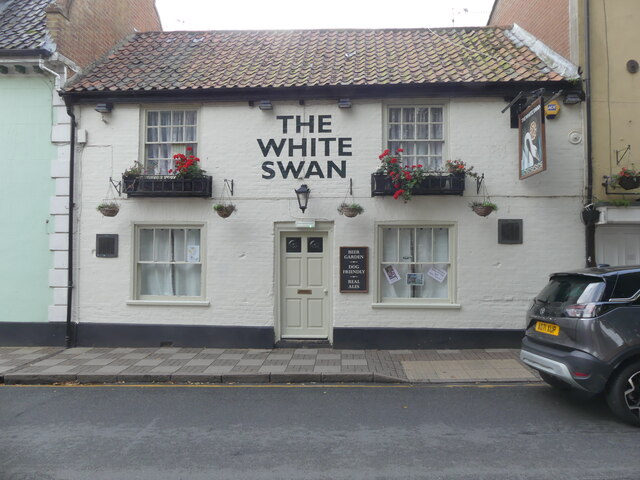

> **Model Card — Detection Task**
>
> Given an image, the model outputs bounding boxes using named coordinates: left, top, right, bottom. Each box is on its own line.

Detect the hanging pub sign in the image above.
left=519, top=97, right=547, bottom=179
left=340, top=247, right=368, bottom=293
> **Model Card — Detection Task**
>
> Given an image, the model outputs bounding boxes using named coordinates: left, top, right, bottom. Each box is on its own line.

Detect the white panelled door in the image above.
left=280, top=232, right=330, bottom=338
left=596, top=225, right=640, bottom=265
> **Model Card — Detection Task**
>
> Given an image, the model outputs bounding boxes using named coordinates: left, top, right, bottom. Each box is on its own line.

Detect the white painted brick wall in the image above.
left=75, top=98, right=585, bottom=330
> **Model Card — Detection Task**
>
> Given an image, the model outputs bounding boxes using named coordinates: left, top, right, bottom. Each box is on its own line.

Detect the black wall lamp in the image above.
left=258, top=100, right=273, bottom=110
left=563, top=92, right=582, bottom=105
left=295, top=184, right=311, bottom=213
left=338, top=98, right=352, bottom=108
left=95, top=103, right=113, bottom=113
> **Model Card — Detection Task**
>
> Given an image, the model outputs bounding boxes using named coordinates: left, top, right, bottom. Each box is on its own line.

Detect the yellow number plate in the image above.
left=535, top=321, right=560, bottom=336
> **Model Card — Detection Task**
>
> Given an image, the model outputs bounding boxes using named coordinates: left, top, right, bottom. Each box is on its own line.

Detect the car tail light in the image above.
left=565, top=303, right=598, bottom=318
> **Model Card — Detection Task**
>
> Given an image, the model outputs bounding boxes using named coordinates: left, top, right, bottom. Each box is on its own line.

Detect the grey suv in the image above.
left=520, top=266, right=640, bottom=426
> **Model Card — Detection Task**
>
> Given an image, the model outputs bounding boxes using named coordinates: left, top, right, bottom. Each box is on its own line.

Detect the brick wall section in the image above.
left=46, top=0, right=162, bottom=69
left=488, top=0, right=570, bottom=58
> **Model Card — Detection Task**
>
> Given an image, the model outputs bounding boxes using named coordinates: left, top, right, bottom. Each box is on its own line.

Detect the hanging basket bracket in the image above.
left=224, top=179, right=234, bottom=196
left=109, top=177, right=122, bottom=196
left=475, top=173, right=484, bottom=195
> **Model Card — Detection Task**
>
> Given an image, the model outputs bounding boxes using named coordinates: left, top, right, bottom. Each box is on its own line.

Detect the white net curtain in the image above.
left=138, top=228, right=201, bottom=297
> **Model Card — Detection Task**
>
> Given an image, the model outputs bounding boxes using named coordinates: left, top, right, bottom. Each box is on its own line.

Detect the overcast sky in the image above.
left=155, top=0, right=496, bottom=31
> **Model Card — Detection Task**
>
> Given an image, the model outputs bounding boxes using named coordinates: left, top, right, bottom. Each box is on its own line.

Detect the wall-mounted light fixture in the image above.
left=258, top=100, right=273, bottom=110
left=295, top=184, right=311, bottom=213
left=338, top=98, right=352, bottom=108
left=95, top=103, right=113, bottom=113
left=563, top=93, right=582, bottom=105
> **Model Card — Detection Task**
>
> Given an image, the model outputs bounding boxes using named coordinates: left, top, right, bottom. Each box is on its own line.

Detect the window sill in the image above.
left=126, top=300, right=210, bottom=307
left=372, top=302, right=461, bottom=309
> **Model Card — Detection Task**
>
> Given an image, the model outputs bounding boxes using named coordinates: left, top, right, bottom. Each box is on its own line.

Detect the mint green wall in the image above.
left=0, top=76, right=55, bottom=322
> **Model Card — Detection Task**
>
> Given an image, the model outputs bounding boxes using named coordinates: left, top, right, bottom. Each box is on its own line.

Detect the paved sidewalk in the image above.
left=0, top=346, right=540, bottom=385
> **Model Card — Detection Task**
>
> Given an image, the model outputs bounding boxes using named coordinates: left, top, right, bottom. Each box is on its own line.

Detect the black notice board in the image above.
left=340, top=247, right=368, bottom=293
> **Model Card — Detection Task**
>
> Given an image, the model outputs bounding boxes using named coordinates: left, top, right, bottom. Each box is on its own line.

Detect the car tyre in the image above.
left=605, top=361, right=640, bottom=427
left=539, top=371, right=572, bottom=390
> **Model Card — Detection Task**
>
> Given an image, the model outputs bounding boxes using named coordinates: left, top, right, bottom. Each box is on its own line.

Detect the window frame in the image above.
left=373, top=221, right=458, bottom=308
left=383, top=101, right=448, bottom=170
left=142, top=107, right=200, bottom=175
left=130, top=223, right=208, bottom=305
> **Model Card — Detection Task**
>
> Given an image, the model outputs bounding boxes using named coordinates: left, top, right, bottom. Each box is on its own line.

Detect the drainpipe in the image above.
left=584, top=0, right=595, bottom=267
left=64, top=100, right=76, bottom=348
left=38, top=58, right=61, bottom=90
left=39, top=58, right=76, bottom=346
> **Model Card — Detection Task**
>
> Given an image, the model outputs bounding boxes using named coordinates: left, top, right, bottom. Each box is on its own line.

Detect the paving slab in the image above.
left=0, top=346, right=541, bottom=386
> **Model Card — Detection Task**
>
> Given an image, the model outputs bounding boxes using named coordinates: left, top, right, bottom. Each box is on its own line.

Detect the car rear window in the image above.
left=537, top=275, right=605, bottom=305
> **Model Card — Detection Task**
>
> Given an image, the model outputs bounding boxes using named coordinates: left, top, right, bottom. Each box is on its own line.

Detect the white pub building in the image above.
left=60, top=26, right=586, bottom=348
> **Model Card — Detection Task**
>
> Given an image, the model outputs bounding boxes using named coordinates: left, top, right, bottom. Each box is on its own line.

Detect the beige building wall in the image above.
left=587, top=0, right=640, bottom=202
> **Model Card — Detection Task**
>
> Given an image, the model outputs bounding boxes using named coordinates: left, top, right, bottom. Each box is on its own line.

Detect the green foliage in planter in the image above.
left=337, top=202, right=364, bottom=215
left=469, top=201, right=498, bottom=210
left=213, top=203, right=236, bottom=212
left=123, top=161, right=143, bottom=177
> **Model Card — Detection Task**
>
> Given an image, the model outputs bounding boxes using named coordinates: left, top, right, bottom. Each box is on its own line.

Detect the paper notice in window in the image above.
left=427, top=266, right=447, bottom=283
left=187, top=245, right=200, bottom=263
left=383, top=265, right=401, bottom=284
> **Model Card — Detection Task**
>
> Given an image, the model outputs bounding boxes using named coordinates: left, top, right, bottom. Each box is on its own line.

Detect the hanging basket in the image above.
left=97, top=203, right=120, bottom=217
left=214, top=204, right=236, bottom=218
left=337, top=202, right=364, bottom=218
left=342, top=207, right=361, bottom=218
left=472, top=205, right=495, bottom=217
left=616, top=176, right=640, bottom=190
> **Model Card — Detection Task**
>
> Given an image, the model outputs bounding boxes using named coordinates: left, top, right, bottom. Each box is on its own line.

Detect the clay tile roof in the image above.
left=64, top=26, right=567, bottom=93
left=0, top=0, right=52, bottom=51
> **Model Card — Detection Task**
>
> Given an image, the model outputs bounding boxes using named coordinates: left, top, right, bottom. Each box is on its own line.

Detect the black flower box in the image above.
left=122, top=175, right=213, bottom=198
left=371, top=173, right=465, bottom=197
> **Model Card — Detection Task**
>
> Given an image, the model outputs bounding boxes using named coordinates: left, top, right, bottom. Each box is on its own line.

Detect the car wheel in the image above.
left=539, top=371, right=571, bottom=390
left=605, top=361, right=640, bottom=427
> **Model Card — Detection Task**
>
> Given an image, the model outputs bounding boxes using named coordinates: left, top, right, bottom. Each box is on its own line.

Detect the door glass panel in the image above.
left=308, top=237, right=323, bottom=253
left=286, top=237, right=302, bottom=253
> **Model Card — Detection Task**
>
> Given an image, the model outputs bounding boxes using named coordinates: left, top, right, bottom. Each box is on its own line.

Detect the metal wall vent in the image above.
left=96, top=234, right=118, bottom=257
left=498, top=220, right=523, bottom=244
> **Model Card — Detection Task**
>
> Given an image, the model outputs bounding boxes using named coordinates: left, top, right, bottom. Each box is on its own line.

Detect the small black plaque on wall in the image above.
left=340, top=247, right=368, bottom=293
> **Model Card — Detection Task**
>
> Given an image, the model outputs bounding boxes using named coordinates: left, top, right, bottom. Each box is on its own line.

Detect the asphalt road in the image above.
left=1, top=383, right=639, bottom=480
